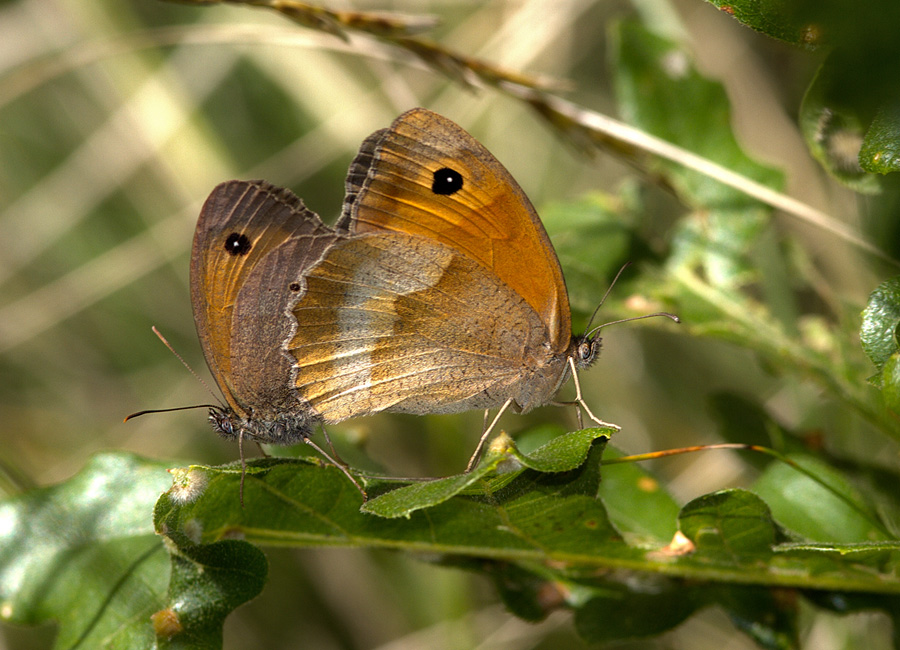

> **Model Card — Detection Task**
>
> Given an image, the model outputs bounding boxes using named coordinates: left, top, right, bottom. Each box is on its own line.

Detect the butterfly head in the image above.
left=575, top=264, right=679, bottom=373
left=570, top=332, right=602, bottom=371
left=208, top=405, right=239, bottom=439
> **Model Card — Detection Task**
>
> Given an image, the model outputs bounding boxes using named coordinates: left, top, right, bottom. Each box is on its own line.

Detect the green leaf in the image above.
left=14, top=445, right=894, bottom=649
left=157, top=541, right=267, bottom=649
left=679, top=489, right=781, bottom=561
left=597, top=447, right=681, bottom=543
left=860, top=276, right=900, bottom=378
left=154, top=437, right=622, bottom=554
left=0, top=453, right=172, bottom=648
left=860, top=101, right=900, bottom=174
left=0, top=453, right=270, bottom=649
left=155, top=445, right=900, bottom=593
left=360, top=428, right=611, bottom=518
left=716, top=586, right=799, bottom=650
left=22, top=443, right=897, bottom=649
left=752, top=454, right=889, bottom=543
left=359, top=461, right=501, bottom=519
left=703, top=0, right=822, bottom=48
left=573, top=581, right=699, bottom=642
left=612, top=20, right=783, bottom=289
left=706, top=0, right=900, bottom=185
left=509, top=427, right=610, bottom=472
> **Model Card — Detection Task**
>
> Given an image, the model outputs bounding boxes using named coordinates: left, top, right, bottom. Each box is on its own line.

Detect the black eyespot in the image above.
left=432, top=167, right=463, bottom=195
left=289, top=282, right=301, bottom=292
left=224, top=233, right=251, bottom=256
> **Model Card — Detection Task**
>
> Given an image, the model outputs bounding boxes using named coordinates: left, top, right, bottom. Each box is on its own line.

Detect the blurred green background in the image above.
left=0, top=0, right=893, bottom=648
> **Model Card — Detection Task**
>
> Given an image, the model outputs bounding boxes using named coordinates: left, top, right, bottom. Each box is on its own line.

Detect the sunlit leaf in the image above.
left=0, top=454, right=171, bottom=648
left=860, top=276, right=900, bottom=379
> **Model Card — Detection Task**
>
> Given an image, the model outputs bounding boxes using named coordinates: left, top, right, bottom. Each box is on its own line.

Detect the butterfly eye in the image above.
left=224, top=232, right=252, bottom=256
left=431, top=167, right=463, bottom=195
left=289, top=282, right=301, bottom=292
left=576, top=338, right=600, bottom=368
left=579, top=341, right=593, bottom=361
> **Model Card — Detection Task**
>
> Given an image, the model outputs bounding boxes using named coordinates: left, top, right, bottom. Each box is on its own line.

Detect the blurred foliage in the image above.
left=706, top=0, right=900, bottom=188
left=2, top=0, right=900, bottom=649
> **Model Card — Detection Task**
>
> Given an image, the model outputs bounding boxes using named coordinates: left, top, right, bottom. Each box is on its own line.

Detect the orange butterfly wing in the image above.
left=285, top=109, right=577, bottom=422
left=338, top=108, right=572, bottom=352
left=191, top=180, right=341, bottom=423
left=287, top=232, right=567, bottom=421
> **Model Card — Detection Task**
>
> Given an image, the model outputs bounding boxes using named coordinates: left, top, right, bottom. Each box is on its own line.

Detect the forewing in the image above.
left=339, top=108, right=572, bottom=352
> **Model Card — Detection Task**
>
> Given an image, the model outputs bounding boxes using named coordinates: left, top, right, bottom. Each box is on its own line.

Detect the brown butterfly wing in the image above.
left=190, top=180, right=342, bottom=423
left=338, top=108, right=572, bottom=352
left=286, top=232, right=570, bottom=422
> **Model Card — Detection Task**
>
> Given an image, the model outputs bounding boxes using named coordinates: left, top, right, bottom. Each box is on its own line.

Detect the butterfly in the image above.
left=189, top=108, right=672, bottom=488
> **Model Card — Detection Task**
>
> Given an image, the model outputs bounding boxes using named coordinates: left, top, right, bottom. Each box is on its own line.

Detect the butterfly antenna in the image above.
left=124, top=403, right=221, bottom=422
left=123, top=404, right=222, bottom=422
left=585, top=311, right=680, bottom=341
left=150, top=325, right=222, bottom=403
left=582, top=263, right=680, bottom=340
left=582, top=262, right=632, bottom=336
left=123, top=326, right=223, bottom=422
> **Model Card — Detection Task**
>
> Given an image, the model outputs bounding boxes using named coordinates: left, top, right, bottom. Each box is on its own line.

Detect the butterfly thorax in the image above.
left=208, top=406, right=317, bottom=445
left=511, top=332, right=602, bottom=414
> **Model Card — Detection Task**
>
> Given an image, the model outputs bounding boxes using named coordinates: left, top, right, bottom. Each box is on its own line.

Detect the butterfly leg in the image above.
left=319, top=424, right=345, bottom=466
left=549, top=399, right=584, bottom=428
left=465, top=397, right=514, bottom=472
left=305, top=426, right=368, bottom=501
left=566, top=357, right=620, bottom=431
left=238, top=430, right=247, bottom=508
